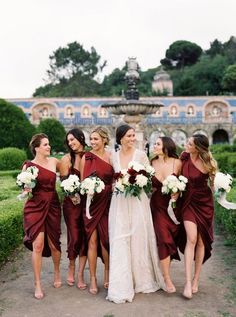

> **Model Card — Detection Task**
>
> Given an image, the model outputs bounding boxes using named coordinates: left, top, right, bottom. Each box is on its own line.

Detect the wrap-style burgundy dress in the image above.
left=178, top=152, right=214, bottom=263
left=23, top=161, right=61, bottom=257
left=62, top=167, right=87, bottom=259
left=150, top=176, right=180, bottom=261
left=83, top=152, right=114, bottom=258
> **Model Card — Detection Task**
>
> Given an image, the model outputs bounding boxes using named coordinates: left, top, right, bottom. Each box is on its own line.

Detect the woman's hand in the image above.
left=70, top=193, right=81, bottom=205
left=171, top=192, right=180, bottom=201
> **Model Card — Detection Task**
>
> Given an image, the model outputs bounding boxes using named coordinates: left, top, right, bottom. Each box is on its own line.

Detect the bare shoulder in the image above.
left=49, top=156, right=59, bottom=166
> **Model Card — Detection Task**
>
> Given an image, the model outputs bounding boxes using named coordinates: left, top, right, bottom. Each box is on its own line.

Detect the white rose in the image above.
left=161, top=185, right=168, bottom=194
left=115, top=179, right=124, bottom=192
left=128, top=161, right=144, bottom=172
left=145, top=165, right=155, bottom=176
left=178, top=175, right=188, bottom=183
left=172, top=187, right=178, bottom=193
left=178, top=182, right=186, bottom=191
left=136, top=174, right=148, bottom=187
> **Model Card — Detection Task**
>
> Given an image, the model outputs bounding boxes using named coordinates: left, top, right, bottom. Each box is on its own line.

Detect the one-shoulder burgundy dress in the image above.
left=23, top=161, right=61, bottom=257
left=82, top=152, right=114, bottom=258
left=178, top=152, right=214, bottom=263
left=150, top=176, right=180, bottom=261
left=62, top=167, right=87, bottom=260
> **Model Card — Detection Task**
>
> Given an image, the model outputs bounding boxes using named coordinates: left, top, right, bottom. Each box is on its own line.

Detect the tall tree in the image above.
left=47, top=41, right=106, bottom=83
left=161, top=40, right=202, bottom=69
left=37, top=118, right=66, bottom=152
left=205, top=39, right=224, bottom=57
left=34, top=42, right=106, bottom=97
left=173, top=55, right=228, bottom=96
left=222, top=64, right=236, bottom=93
left=0, top=99, right=35, bottom=150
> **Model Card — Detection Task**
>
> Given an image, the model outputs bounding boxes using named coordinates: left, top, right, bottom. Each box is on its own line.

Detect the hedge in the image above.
left=0, top=199, right=24, bottom=265
left=0, top=148, right=27, bottom=171
left=214, top=186, right=236, bottom=245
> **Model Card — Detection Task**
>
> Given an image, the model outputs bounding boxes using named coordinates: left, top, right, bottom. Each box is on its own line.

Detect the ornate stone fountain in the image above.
left=101, top=57, right=164, bottom=148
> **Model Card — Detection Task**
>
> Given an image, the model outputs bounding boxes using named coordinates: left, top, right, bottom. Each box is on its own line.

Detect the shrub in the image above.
left=0, top=98, right=35, bottom=150
left=214, top=186, right=236, bottom=245
left=0, top=200, right=24, bottom=265
left=37, top=118, right=66, bottom=152
left=213, top=152, right=236, bottom=177
left=0, top=148, right=27, bottom=171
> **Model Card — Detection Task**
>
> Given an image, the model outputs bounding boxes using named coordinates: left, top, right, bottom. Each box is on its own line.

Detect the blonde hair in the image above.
left=193, top=134, right=217, bottom=177
left=91, top=126, right=110, bottom=146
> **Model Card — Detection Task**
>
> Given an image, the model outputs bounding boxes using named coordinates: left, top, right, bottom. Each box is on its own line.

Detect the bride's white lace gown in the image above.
left=107, top=149, right=165, bottom=304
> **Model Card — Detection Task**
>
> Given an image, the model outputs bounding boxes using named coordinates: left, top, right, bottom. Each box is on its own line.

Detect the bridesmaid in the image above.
left=59, top=128, right=87, bottom=289
left=179, top=134, right=217, bottom=299
left=23, top=133, right=61, bottom=299
left=150, top=137, right=182, bottom=293
left=80, top=126, right=113, bottom=295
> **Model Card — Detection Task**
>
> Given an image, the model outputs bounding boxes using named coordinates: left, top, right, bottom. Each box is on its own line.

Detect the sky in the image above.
left=0, top=0, right=236, bottom=98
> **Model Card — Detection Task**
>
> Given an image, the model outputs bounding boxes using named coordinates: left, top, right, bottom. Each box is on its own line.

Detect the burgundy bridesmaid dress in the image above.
left=178, top=152, right=214, bottom=263
left=62, top=167, right=87, bottom=260
left=150, top=176, right=180, bottom=261
left=83, top=152, right=114, bottom=258
left=23, top=162, right=61, bottom=257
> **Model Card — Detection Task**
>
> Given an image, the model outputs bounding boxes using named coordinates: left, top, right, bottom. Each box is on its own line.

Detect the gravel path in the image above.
left=0, top=222, right=235, bottom=317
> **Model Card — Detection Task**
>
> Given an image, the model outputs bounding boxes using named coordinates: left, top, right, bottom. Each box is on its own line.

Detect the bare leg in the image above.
left=183, top=220, right=197, bottom=299
left=192, top=233, right=205, bottom=293
left=67, top=259, right=75, bottom=286
left=88, top=230, right=98, bottom=294
left=77, top=255, right=87, bottom=289
left=47, top=236, right=61, bottom=288
left=32, top=232, right=44, bottom=299
left=160, top=256, right=176, bottom=293
left=100, top=242, right=109, bottom=289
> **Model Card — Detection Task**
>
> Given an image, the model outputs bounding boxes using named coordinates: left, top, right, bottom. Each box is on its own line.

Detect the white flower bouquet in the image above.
left=214, top=172, right=236, bottom=210
left=161, top=174, right=188, bottom=225
left=214, top=172, right=232, bottom=195
left=114, top=161, right=155, bottom=199
left=16, top=166, right=39, bottom=200
left=61, top=174, right=81, bottom=205
left=80, top=176, right=105, bottom=218
left=61, top=174, right=81, bottom=196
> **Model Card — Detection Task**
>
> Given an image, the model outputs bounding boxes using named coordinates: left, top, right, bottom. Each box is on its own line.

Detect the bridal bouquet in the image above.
left=16, top=166, right=39, bottom=200
left=61, top=174, right=81, bottom=204
left=114, top=161, right=155, bottom=199
left=161, top=174, right=188, bottom=224
left=80, top=176, right=105, bottom=219
left=214, top=172, right=236, bottom=210
left=61, top=174, right=81, bottom=196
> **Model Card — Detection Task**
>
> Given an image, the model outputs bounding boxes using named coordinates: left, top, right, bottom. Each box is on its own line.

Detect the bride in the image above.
left=107, top=124, right=165, bottom=304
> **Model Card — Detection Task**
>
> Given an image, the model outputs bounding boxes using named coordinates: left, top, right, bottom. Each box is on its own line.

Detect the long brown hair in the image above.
left=151, top=136, right=178, bottom=162
left=65, top=128, right=86, bottom=168
left=192, top=134, right=217, bottom=177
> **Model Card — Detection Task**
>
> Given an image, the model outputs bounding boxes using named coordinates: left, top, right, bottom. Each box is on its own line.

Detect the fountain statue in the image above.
left=101, top=57, right=164, bottom=148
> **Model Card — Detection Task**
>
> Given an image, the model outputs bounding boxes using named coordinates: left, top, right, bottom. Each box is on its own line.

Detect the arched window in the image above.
left=187, top=105, right=195, bottom=116
left=171, top=130, right=187, bottom=147
left=169, top=104, right=178, bottom=117
left=98, top=107, right=108, bottom=118
left=65, top=106, right=74, bottom=118
left=81, top=105, right=91, bottom=118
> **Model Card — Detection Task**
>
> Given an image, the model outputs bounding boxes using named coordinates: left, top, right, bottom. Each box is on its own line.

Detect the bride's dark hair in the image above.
left=116, top=124, right=133, bottom=145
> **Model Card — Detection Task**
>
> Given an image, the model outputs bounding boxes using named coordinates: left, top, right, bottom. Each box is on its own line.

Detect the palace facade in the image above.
left=8, top=96, right=236, bottom=148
